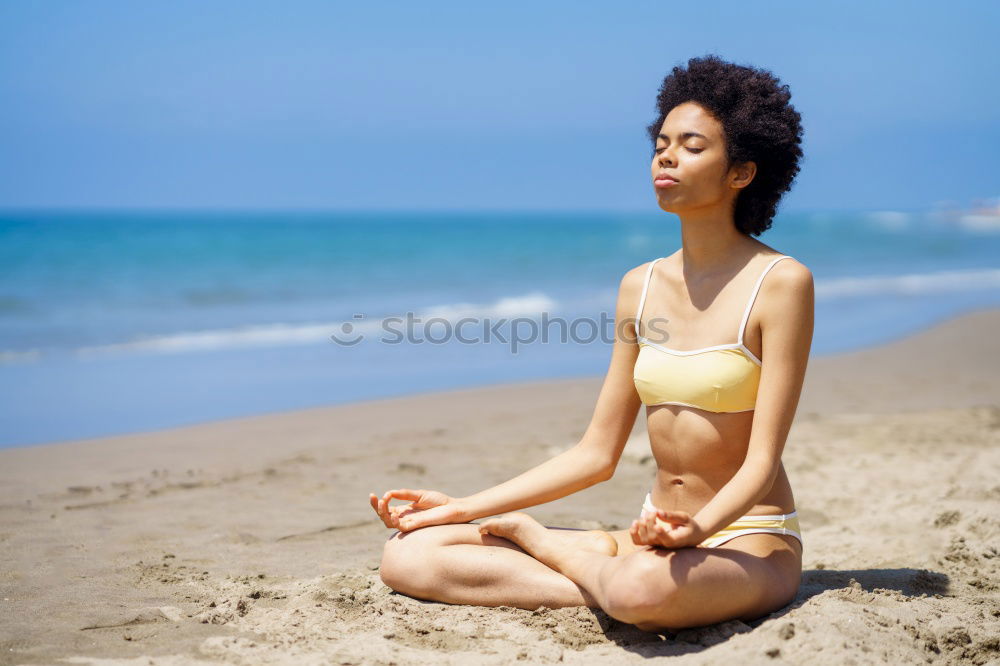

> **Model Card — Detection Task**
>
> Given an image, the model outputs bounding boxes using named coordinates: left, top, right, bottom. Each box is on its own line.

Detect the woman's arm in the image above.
left=373, top=266, right=647, bottom=531
left=373, top=442, right=610, bottom=532
left=689, top=259, right=815, bottom=540
left=455, top=268, right=646, bottom=522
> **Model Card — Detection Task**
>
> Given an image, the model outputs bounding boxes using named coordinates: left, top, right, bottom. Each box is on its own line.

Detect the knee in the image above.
left=601, top=554, right=681, bottom=628
left=378, top=527, right=441, bottom=596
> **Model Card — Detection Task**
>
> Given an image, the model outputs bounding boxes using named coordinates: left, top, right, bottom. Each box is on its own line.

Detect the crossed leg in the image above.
left=477, top=512, right=802, bottom=632
left=379, top=513, right=801, bottom=632
left=379, top=521, right=622, bottom=609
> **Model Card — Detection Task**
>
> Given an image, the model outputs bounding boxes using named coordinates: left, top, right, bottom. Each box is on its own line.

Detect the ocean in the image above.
left=2, top=208, right=999, bottom=448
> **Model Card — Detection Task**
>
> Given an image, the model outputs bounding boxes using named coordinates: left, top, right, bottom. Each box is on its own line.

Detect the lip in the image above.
left=654, top=174, right=679, bottom=189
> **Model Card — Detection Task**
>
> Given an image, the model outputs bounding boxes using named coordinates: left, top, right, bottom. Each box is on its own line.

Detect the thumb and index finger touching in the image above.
left=368, top=489, right=427, bottom=527
left=367, top=488, right=421, bottom=512
left=369, top=488, right=452, bottom=532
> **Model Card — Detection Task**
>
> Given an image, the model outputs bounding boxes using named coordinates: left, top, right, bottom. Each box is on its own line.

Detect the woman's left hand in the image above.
left=630, top=508, right=706, bottom=549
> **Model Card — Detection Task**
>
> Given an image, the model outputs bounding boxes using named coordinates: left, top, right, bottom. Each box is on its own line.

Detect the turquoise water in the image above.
left=2, top=208, right=999, bottom=448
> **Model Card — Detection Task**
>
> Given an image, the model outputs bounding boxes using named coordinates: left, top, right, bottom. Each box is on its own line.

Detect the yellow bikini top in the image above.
left=633, top=255, right=793, bottom=413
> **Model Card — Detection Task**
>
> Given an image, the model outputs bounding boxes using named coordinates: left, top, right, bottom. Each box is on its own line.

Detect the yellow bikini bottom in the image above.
left=641, top=493, right=803, bottom=549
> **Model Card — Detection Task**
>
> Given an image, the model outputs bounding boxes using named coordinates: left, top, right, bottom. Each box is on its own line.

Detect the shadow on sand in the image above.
left=581, top=566, right=950, bottom=659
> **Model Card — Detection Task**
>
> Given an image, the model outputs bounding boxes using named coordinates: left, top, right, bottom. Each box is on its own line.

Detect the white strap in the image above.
left=634, top=258, right=664, bottom=338
left=737, top=255, right=792, bottom=345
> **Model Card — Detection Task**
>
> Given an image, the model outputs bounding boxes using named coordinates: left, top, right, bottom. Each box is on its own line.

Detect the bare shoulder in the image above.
left=616, top=263, right=650, bottom=336
left=766, top=255, right=814, bottom=294
left=759, top=255, right=815, bottom=322
left=620, top=250, right=680, bottom=292
left=618, top=258, right=657, bottom=302
left=616, top=257, right=671, bottom=342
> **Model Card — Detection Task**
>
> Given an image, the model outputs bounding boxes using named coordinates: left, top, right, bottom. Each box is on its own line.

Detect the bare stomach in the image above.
left=644, top=405, right=798, bottom=517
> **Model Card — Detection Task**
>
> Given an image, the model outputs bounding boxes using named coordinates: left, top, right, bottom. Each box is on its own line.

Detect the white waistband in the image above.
left=642, top=492, right=797, bottom=520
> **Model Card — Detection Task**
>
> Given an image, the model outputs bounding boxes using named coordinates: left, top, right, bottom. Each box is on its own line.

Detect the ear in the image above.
left=729, top=160, right=757, bottom=189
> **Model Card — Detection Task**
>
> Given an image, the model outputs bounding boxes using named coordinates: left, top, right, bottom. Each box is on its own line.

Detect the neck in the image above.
left=675, top=208, right=755, bottom=275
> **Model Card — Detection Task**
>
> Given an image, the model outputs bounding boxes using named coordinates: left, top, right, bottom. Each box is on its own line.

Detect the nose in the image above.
left=657, top=147, right=676, bottom=168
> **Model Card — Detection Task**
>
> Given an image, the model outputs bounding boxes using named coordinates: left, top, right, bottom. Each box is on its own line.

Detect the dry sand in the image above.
left=2, top=307, right=1000, bottom=665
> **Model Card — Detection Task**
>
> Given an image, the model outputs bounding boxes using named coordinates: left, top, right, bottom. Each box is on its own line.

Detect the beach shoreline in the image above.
left=1, top=307, right=999, bottom=664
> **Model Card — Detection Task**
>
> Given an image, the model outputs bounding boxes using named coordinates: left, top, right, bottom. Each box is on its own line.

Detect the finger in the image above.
left=396, top=511, right=419, bottom=530
left=370, top=493, right=388, bottom=524
left=637, top=518, right=653, bottom=544
left=381, top=497, right=397, bottom=529
left=384, top=489, right=422, bottom=503
left=649, top=512, right=670, bottom=534
left=645, top=520, right=659, bottom=545
left=634, top=518, right=645, bottom=542
left=378, top=498, right=392, bottom=527
left=370, top=494, right=391, bottom=528
left=649, top=513, right=674, bottom=538
left=375, top=497, right=385, bottom=523
left=647, top=516, right=668, bottom=546
left=652, top=521, right=672, bottom=545
left=631, top=520, right=650, bottom=546
left=657, top=509, right=689, bottom=524
left=400, top=506, right=439, bottom=531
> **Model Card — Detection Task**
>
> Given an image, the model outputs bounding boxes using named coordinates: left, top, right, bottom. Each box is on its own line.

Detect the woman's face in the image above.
left=650, top=101, right=754, bottom=215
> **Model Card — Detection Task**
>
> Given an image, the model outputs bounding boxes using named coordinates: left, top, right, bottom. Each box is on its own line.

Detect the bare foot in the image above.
left=549, top=527, right=619, bottom=557
left=478, top=512, right=618, bottom=560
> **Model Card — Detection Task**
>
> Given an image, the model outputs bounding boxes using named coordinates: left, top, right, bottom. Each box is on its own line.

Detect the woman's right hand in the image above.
left=369, top=488, right=469, bottom=532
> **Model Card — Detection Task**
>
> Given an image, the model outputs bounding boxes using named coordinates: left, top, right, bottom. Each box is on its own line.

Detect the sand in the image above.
left=1, top=308, right=999, bottom=665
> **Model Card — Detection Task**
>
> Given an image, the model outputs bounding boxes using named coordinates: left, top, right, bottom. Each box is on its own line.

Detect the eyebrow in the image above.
left=657, top=131, right=708, bottom=142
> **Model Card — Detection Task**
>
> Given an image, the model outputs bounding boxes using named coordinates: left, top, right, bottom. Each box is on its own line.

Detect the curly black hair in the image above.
left=646, top=54, right=804, bottom=236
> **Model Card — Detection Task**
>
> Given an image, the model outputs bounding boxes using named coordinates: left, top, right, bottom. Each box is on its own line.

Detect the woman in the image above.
left=369, top=54, right=813, bottom=633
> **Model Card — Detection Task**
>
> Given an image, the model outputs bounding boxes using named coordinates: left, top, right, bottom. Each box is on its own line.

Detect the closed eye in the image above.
left=655, top=148, right=703, bottom=154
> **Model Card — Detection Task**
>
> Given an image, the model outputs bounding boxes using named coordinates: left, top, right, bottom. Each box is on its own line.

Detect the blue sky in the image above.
left=0, top=1, right=996, bottom=212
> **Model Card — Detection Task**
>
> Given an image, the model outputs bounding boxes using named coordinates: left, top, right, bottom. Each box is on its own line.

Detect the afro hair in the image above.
left=646, top=54, right=804, bottom=236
